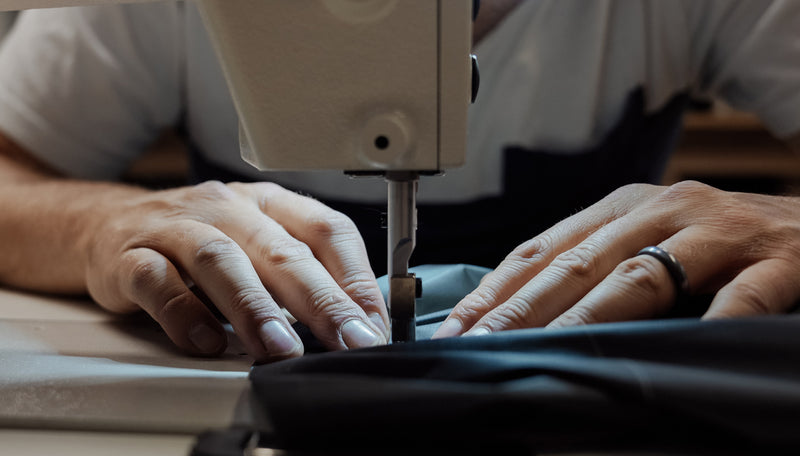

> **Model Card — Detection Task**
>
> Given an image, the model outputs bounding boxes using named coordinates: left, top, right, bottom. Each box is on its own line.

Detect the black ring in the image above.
left=636, top=246, right=690, bottom=298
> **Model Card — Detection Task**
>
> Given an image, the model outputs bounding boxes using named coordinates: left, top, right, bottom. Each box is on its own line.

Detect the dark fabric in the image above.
left=188, top=88, right=689, bottom=276
left=291, top=263, right=712, bottom=353
left=251, top=316, right=800, bottom=455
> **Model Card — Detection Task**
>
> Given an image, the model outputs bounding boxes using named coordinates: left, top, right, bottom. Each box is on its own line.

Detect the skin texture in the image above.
left=433, top=180, right=800, bottom=339
left=0, top=132, right=389, bottom=363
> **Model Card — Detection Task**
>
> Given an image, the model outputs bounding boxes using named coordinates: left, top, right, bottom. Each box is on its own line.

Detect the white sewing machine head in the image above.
left=1, top=0, right=473, bottom=174
left=198, top=0, right=473, bottom=174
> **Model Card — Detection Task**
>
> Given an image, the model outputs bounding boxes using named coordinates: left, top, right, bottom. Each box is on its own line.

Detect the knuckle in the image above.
left=508, top=236, right=551, bottom=265
left=492, top=298, right=539, bottom=329
left=608, top=182, right=653, bottom=199
left=339, top=273, right=383, bottom=307
left=227, top=286, right=272, bottom=315
left=124, top=253, right=168, bottom=295
left=157, top=289, right=198, bottom=324
left=190, top=180, right=237, bottom=203
left=551, top=245, right=601, bottom=281
left=305, top=211, right=358, bottom=241
left=304, top=287, right=353, bottom=319
left=728, top=282, right=772, bottom=315
left=556, top=307, right=598, bottom=327
left=259, top=237, right=315, bottom=267
left=225, top=181, right=250, bottom=194
left=657, top=180, right=712, bottom=204
left=464, top=283, right=506, bottom=314
left=615, top=257, right=668, bottom=298
left=253, top=182, right=288, bottom=211
left=194, top=237, right=241, bottom=268
left=602, top=183, right=655, bottom=206
left=612, top=257, right=675, bottom=315
left=495, top=237, right=553, bottom=281
left=587, top=183, right=657, bottom=222
left=454, top=289, right=501, bottom=323
left=250, top=181, right=284, bottom=195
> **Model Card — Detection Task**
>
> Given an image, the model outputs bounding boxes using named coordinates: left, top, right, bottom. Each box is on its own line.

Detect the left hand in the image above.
left=433, top=181, right=800, bottom=338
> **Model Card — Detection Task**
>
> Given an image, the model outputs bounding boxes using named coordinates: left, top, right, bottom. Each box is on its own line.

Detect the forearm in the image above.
left=0, top=136, right=145, bottom=294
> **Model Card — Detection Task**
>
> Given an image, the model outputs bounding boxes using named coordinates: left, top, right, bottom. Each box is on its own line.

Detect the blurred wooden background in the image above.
left=665, top=102, right=800, bottom=196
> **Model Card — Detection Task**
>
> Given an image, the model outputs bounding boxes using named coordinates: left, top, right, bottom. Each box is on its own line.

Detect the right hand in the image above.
left=86, top=180, right=389, bottom=363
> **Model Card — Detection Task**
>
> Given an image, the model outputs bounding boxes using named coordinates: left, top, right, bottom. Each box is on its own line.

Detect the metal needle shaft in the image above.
left=386, top=172, right=418, bottom=343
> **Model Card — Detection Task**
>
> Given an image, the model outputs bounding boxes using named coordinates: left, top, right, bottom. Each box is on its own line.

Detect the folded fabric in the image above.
left=255, top=315, right=800, bottom=454
left=242, top=265, right=800, bottom=454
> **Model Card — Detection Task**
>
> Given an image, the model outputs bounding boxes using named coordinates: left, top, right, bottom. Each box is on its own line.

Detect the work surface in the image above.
left=0, top=266, right=492, bottom=455
left=3, top=272, right=797, bottom=456
left=0, top=264, right=488, bottom=444
left=0, top=287, right=254, bottom=455
left=0, top=285, right=687, bottom=456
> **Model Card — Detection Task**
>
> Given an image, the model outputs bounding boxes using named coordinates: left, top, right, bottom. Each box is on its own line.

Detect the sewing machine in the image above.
left=0, top=0, right=477, bottom=343
left=198, top=0, right=476, bottom=343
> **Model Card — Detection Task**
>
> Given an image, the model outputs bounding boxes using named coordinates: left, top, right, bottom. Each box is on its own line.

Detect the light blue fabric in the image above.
left=377, top=264, right=491, bottom=315
left=377, top=264, right=492, bottom=340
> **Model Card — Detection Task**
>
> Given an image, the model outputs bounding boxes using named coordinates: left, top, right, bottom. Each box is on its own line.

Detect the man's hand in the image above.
left=0, top=133, right=388, bottom=363
left=434, top=182, right=800, bottom=338
left=87, top=181, right=389, bottom=362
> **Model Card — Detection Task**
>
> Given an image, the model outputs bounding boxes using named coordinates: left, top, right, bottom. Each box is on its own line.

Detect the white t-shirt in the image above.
left=0, top=0, right=799, bottom=204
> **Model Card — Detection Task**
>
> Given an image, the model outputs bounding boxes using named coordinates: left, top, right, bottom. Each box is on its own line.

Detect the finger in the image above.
left=704, top=258, right=800, bottom=319
left=243, top=182, right=389, bottom=338
left=114, top=248, right=228, bottom=356
left=546, top=249, right=678, bottom=328
left=461, top=201, right=691, bottom=335
left=213, top=199, right=386, bottom=351
left=146, top=220, right=304, bottom=363
left=433, top=184, right=661, bottom=339
left=433, top=235, right=569, bottom=338
left=464, top=236, right=632, bottom=335
left=461, top=182, right=735, bottom=335
left=433, top=208, right=620, bottom=339
left=547, top=217, right=788, bottom=329
left=546, top=226, right=725, bottom=328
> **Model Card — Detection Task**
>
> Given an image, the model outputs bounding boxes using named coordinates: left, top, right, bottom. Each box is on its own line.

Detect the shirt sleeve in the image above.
left=0, top=4, right=182, bottom=180
left=686, top=0, right=800, bottom=139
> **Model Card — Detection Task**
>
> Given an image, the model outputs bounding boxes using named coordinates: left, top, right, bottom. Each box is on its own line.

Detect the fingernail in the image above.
left=189, top=323, right=226, bottom=354
left=368, top=312, right=388, bottom=337
left=342, top=319, right=382, bottom=349
left=432, top=318, right=463, bottom=339
left=463, top=327, right=491, bottom=337
left=259, top=320, right=302, bottom=356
